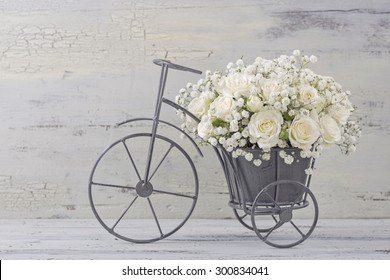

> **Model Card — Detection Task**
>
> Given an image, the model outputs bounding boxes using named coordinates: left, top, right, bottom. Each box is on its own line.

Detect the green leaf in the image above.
left=211, top=117, right=227, bottom=127
left=283, top=112, right=294, bottom=121
left=279, top=130, right=289, bottom=140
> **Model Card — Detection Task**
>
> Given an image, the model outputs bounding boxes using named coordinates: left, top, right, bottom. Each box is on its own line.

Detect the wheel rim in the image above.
left=233, top=207, right=277, bottom=232
left=89, top=133, right=199, bottom=243
left=251, top=180, right=318, bottom=248
left=233, top=208, right=254, bottom=231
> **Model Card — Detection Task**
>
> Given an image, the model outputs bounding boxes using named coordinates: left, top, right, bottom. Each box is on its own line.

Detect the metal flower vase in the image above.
left=219, top=147, right=319, bottom=248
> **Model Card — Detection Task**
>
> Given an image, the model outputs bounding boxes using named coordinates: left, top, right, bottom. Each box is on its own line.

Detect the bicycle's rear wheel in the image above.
left=89, top=133, right=199, bottom=243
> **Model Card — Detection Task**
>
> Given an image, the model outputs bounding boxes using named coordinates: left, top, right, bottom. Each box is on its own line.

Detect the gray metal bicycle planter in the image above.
left=88, top=59, right=319, bottom=248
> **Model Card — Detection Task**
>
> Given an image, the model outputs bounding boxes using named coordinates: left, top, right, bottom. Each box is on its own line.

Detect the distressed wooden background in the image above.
left=0, top=0, right=389, bottom=219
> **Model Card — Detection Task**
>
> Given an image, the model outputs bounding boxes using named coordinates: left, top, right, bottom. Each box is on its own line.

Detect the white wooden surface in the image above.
left=1, top=219, right=389, bottom=259
left=0, top=0, right=390, bottom=219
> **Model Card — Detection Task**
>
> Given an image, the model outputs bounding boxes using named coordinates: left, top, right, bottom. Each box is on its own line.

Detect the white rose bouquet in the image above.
left=175, top=50, right=361, bottom=172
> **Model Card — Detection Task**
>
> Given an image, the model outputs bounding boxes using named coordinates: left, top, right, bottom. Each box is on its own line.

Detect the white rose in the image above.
left=246, top=95, right=263, bottom=113
left=248, top=109, right=283, bottom=149
left=299, top=85, right=320, bottom=109
left=197, top=117, right=214, bottom=139
left=327, top=104, right=352, bottom=125
left=219, top=72, right=253, bottom=98
left=261, top=79, right=282, bottom=101
left=210, top=96, right=235, bottom=121
left=319, top=114, right=341, bottom=144
left=187, top=93, right=212, bottom=118
left=289, top=116, right=321, bottom=150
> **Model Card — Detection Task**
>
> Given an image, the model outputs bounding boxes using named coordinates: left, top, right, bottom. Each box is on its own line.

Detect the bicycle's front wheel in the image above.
left=89, top=133, right=199, bottom=243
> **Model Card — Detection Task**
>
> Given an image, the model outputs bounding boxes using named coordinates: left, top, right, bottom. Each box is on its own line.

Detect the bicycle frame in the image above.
left=137, top=59, right=203, bottom=187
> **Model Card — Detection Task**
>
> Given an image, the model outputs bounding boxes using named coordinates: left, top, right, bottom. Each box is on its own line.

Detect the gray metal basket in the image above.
left=222, top=148, right=313, bottom=207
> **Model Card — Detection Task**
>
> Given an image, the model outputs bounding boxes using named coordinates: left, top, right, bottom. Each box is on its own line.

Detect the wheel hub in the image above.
left=136, top=181, right=153, bottom=198
left=279, top=208, right=293, bottom=223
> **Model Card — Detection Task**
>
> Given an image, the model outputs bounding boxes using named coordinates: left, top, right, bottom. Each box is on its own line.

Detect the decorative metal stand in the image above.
left=89, top=59, right=319, bottom=248
left=218, top=148, right=319, bottom=248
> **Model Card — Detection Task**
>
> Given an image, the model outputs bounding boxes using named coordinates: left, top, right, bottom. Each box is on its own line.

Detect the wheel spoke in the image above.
left=91, top=182, right=136, bottom=191
left=264, top=191, right=281, bottom=210
left=265, top=206, right=279, bottom=223
left=122, top=140, right=142, bottom=181
left=239, top=213, right=248, bottom=220
left=290, top=220, right=305, bottom=237
left=147, top=198, right=163, bottom=237
left=153, top=188, right=196, bottom=199
left=111, top=196, right=139, bottom=230
left=263, top=221, right=282, bottom=241
left=149, top=144, right=174, bottom=181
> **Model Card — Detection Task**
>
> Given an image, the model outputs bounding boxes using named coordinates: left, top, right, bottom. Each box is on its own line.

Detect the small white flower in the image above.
left=241, top=110, right=250, bottom=119
left=293, top=50, right=301, bottom=56
left=348, top=145, right=356, bottom=153
left=209, top=137, right=218, bottom=146
left=242, top=128, right=249, bottom=138
left=282, top=97, right=290, bottom=106
left=229, top=120, right=239, bottom=132
left=236, top=59, right=244, bottom=66
left=262, top=153, right=271, bottom=161
left=239, top=139, right=247, bottom=147
left=245, top=152, right=254, bottom=161
left=309, top=55, right=318, bottom=63
left=233, top=132, right=242, bottom=139
left=284, top=155, right=294, bottom=164
left=253, top=159, right=262, bottom=166
left=305, top=168, right=314, bottom=175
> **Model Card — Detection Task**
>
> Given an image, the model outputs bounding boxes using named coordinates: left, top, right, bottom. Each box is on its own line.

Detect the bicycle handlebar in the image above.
left=153, top=59, right=202, bottom=74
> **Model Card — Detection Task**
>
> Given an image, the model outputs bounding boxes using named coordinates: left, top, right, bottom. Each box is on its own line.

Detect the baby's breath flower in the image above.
left=233, top=132, right=242, bottom=140
left=309, top=55, right=318, bottom=63
left=241, top=110, right=250, bottom=118
left=245, top=152, right=254, bottom=161
left=293, top=50, right=301, bottom=56
left=262, top=153, right=271, bottom=161
left=284, top=155, right=294, bottom=164
left=305, top=168, right=314, bottom=175
left=209, top=137, right=218, bottom=146
left=239, top=139, right=247, bottom=147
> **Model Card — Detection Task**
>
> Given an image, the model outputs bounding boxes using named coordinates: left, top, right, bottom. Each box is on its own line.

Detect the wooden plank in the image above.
left=0, top=219, right=389, bottom=259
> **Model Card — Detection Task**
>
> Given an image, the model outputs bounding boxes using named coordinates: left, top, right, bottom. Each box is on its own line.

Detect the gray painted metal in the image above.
left=89, top=59, right=319, bottom=248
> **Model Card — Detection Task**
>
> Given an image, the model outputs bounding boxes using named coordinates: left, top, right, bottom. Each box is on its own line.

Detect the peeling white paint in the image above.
left=0, top=0, right=389, bottom=219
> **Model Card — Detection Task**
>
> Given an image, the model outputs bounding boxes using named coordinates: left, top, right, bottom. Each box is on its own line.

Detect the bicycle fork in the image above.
left=141, top=63, right=169, bottom=188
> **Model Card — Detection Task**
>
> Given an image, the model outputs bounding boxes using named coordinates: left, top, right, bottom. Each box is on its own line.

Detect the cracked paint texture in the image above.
left=0, top=0, right=389, bottom=218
